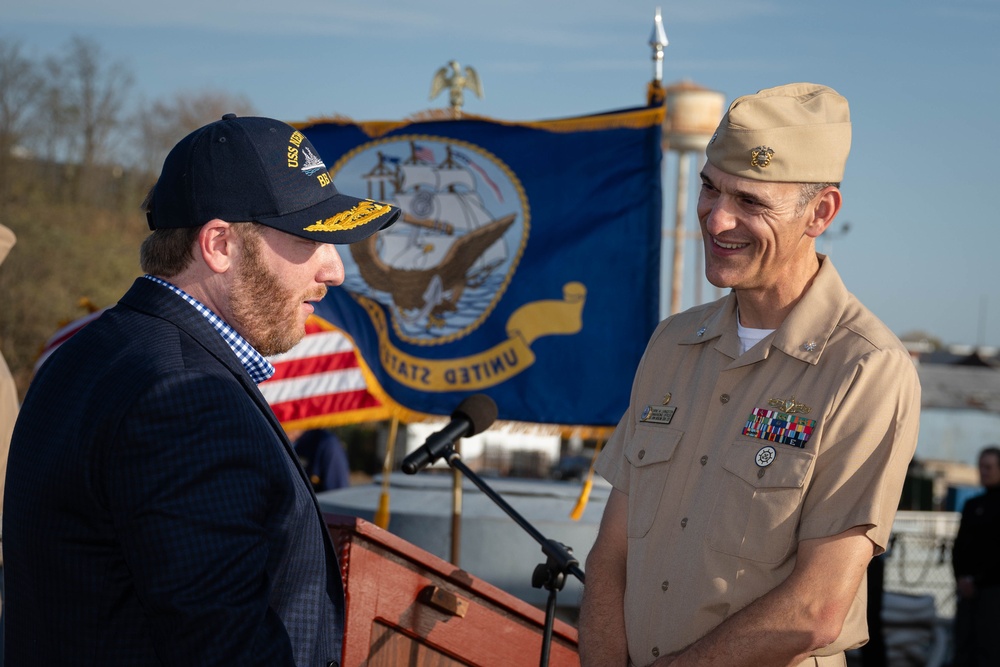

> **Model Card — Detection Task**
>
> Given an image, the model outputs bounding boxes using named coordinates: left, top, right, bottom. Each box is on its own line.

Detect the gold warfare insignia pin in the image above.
left=767, top=396, right=811, bottom=414
left=750, top=146, right=774, bottom=168
left=304, top=200, right=391, bottom=233
left=641, top=404, right=676, bottom=425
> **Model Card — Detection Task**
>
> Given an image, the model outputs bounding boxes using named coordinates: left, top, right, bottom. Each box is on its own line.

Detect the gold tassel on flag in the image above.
left=570, top=439, right=604, bottom=521
left=374, top=416, right=400, bottom=529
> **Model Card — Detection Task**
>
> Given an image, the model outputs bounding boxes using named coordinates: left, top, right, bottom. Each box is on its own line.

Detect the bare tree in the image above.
left=134, top=90, right=256, bottom=177
left=0, top=40, right=45, bottom=201
left=38, top=36, right=134, bottom=202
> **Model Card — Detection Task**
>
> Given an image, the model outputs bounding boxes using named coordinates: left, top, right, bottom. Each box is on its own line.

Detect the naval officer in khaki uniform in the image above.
left=579, top=83, right=921, bottom=667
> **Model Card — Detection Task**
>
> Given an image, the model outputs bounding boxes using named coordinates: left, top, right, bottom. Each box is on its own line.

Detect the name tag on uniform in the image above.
left=641, top=405, right=676, bottom=424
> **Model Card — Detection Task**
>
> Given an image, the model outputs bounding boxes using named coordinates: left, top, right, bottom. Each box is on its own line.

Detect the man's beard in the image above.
left=229, top=229, right=325, bottom=357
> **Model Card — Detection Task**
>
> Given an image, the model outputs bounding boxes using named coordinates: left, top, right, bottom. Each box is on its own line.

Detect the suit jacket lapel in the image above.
left=119, top=279, right=303, bottom=457
left=118, top=278, right=344, bottom=580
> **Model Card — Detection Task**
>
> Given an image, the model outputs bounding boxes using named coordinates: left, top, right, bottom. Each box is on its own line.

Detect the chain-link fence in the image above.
left=884, top=511, right=960, bottom=618
left=858, top=510, right=962, bottom=666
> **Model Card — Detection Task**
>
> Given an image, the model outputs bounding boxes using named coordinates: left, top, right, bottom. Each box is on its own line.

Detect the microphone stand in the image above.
left=430, top=442, right=586, bottom=667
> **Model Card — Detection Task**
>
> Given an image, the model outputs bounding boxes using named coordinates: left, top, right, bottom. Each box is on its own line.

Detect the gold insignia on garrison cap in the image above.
left=750, top=146, right=774, bottom=168
left=304, top=200, right=392, bottom=232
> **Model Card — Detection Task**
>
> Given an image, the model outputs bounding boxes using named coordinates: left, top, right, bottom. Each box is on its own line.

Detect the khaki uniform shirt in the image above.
left=596, top=257, right=921, bottom=667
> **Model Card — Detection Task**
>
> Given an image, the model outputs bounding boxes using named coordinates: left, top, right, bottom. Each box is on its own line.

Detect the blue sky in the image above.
left=4, top=0, right=999, bottom=348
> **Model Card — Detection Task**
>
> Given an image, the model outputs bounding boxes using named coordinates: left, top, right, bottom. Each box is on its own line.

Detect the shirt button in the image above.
left=757, top=468, right=766, bottom=478
left=652, top=647, right=660, bottom=658
left=638, top=449, right=645, bottom=460
left=661, top=580, right=669, bottom=591
left=720, top=393, right=730, bottom=404
left=700, top=455, right=708, bottom=466
left=681, top=517, right=688, bottom=528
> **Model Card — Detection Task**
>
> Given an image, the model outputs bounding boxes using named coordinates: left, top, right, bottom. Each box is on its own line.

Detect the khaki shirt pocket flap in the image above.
left=624, top=424, right=682, bottom=468
left=721, top=444, right=812, bottom=489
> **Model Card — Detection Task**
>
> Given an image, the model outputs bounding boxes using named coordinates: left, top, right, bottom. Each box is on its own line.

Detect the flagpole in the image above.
left=569, top=439, right=604, bottom=521
left=451, top=439, right=462, bottom=566
left=649, top=7, right=668, bottom=91
left=374, top=416, right=400, bottom=529
left=650, top=8, right=670, bottom=319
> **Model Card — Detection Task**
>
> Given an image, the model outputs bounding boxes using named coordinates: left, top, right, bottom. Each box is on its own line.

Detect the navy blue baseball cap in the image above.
left=146, top=114, right=400, bottom=244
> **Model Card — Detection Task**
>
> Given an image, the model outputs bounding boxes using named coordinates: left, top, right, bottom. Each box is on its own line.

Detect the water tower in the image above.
left=662, top=80, right=725, bottom=316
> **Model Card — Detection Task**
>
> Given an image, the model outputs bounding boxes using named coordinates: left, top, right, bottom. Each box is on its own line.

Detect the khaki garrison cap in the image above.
left=706, top=82, right=851, bottom=183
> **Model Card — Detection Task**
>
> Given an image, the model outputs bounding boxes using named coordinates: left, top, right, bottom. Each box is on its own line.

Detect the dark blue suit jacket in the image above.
left=4, top=278, right=345, bottom=666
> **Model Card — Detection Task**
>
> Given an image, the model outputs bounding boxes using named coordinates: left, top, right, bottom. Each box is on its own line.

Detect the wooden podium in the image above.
left=326, top=514, right=581, bottom=667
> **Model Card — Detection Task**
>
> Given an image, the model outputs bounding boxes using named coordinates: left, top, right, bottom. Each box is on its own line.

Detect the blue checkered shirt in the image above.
left=143, top=275, right=275, bottom=384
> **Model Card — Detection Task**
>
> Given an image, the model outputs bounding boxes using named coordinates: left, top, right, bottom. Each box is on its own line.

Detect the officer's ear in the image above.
left=804, top=187, right=842, bottom=239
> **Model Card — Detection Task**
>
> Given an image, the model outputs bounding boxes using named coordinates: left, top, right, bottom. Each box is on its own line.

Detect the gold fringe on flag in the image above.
left=296, top=104, right=666, bottom=140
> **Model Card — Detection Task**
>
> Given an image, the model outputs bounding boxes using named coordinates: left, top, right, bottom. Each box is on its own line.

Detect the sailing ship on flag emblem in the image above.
left=328, top=136, right=528, bottom=344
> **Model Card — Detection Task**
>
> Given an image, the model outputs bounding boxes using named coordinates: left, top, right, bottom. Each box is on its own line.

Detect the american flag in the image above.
left=259, top=316, right=388, bottom=428
left=413, top=143, right=435, bottom=163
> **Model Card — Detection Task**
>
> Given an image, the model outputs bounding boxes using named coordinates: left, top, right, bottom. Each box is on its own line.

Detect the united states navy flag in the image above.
left=298, top=105, right=663, bottom=429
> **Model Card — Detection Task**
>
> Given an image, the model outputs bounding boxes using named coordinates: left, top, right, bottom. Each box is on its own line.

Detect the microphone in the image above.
left=401, top=394, right=498, bottom=474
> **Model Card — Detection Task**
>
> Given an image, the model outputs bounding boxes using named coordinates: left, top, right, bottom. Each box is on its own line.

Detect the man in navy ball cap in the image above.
left=5, top=115, right=398, bottom=667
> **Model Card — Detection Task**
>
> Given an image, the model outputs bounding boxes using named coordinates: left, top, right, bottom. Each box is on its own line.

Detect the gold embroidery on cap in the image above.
left=304, top=200, right=391, bottom=232
left=768, top=396, right=811, bottom=414
left=750, top=146, right=774, bottom=168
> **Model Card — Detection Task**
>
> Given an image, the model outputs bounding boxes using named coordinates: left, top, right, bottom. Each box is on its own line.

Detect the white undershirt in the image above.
left=737, top=315, right=775, bottom=356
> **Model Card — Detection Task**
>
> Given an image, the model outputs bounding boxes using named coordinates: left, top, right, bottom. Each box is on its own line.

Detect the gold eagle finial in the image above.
left=430, top=60, right=484, bottom=118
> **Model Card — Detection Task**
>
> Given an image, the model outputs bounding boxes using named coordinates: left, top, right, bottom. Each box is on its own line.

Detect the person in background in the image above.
left=860, top=552, right=888, bottom=667
left=951, top=445, right=1000, bottom=667
left=579, top=83, right=921, bottom=667
left=0, top=222, right=19, bottom=667
left=290, top=428, right=351, bottom=492
left=4, top=114, right=399, bottom=666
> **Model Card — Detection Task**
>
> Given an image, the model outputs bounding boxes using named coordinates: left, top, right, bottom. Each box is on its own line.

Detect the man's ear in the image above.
left=197, top=220, right=237, bottom=274
left=804, top=187, right=843, bottom=239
